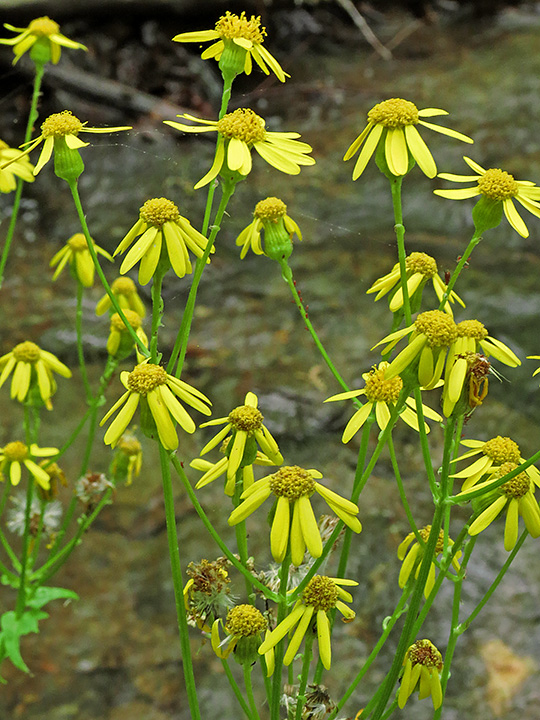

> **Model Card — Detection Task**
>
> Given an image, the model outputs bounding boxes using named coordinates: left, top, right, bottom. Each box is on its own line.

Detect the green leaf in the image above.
left=26, top=585, right=79, bottom=609
left=0, top=609, right=48, bottom=674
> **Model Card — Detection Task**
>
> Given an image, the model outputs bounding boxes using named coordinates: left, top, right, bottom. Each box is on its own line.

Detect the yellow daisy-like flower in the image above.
left=0, top=441, right=58, bottom=490
left=0, top=341, right=71, bottom=407
left=373, top=310, right=458, bottom=389
left=344, top=98, right=472, bottom=180
left=462, top=462, right=540, bottom=551
left=113, top=197, right=210, bottom=286
left=173, top=11, right=288, bottom=82
left=95, top=277, right=146, bottom=318
left=367, top=252, right=465, bottom=316
left=164, top=108, right=315, bottom=190
left=528, top=355, right=540, bottom=383
left=434, top=156, right=540, bottom=238
left=5, top=110, right=130, bottom=177
left=106, top=310, right=148, bottom=360
left=398, top=525, right=461, bottom=598
left=228, top=465, right=362, bottom=566
left=111, top=432, right=143, bottom=486
left=258, top=575, right=357, bottom=670
left=235, top=197, right=302, bottom=259
left=101, top=361, right=212, bottom=450
left=451, top=436, right=540, bottom=491
left=49, top=232, right=113, bottom=287
left=211, top=604, right=269, bottom=666
left=0, top=139, right=35, bottom=192
left=397, top=639, right=444, bottom=710
left=0, top=16, right=87, bottom=65
left=325, top=362, right=442, bottom=441
left=442, top=319, right=520, bottom=417
left=199, top=392, right=283, bottom=485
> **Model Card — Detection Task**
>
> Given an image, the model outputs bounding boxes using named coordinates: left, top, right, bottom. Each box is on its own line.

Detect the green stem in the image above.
left=233, top=471, right=252, bottom=597
left=0, top=528, right=21, bottom=573
left=388, top=434, right=422, bottom=543
left=150, top=267, right=165, bottom=364
left=390, top=176, right=411, bottom=326
left=159, top=445, right=200, bottom=720
left=412, top=386, right=440, bottom=499
left=0, top=63, right=45, bottom=287
left=438, top=230, right=482, bottom=310
left=222, top=658, right=253, bottom=719
left=295, top=630, right=315, bottom=720
left=244, top=663, right=261, bottom=720
left=270, top=554, right=292, bottom=720
left=75, top=280, right=92, bottom=401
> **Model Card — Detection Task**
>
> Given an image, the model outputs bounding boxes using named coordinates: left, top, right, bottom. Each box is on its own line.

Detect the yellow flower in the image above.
left=228, top=465, right=362, bottom=566
left=6, top=110, right=130, bottom=176
left=258, top=575, right=357, bottom=670
left=0, top=441, right=58, bottom=490
left=397, top=639, right=444, bottom=710
left=0, top=16, right=87, bottom=65
left=325, top=362, right=442, bottom=441
left=528, top=355, right=540, bottom=383
left=106, top=310, right=148, bottom=360
left=398, top=525, right=461, bottom=598
left=373, top=310, right=458, bottom=389
left=113, top=197, right=210, bottom=286
left=0, top=139, right=35, bottom=192
left=164, top=108, right=315, bottom=189
left=461, top=462, right=540, bottom=551
left=366, top=252, right=465, bottom=316
left=442, top=320, right=520, bottom=417
left=0, top=341, right=71, bottom=408
left=451, top=436, right=540, bottom=491
left=101, top=361, right=211, bottom=450
left=49, top=232, right=113, bottom=287
left=95, top=277, right=146, bottom=318
left=434, top=156, right=540, bottom=238
left=111, top=432, right=143, bottom=486
left=173, top=11, right=288, bottom=82
left=211, top=604, right=268, bottom=665
left=235, top=197, right=302, bottom=259
left=199, top=392, right=283, bottom=486
left=344, top=98, right=472, bottom=180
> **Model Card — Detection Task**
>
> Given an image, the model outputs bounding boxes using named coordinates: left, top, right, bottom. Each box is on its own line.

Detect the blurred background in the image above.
left=1, top=1, right=540, bottom=719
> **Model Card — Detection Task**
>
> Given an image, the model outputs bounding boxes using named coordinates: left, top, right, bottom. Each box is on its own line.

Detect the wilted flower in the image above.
left=95, top=276, right=146, bottom=318
left=398, top=639, right=443, bottom=710
left=397, top=525, right=461, bottom=597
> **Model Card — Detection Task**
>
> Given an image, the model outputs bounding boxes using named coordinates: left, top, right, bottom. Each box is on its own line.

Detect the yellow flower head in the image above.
left=0, top=16, right=87, bottom=65
left=49, top=232, right=113, bottom=287
left=0, top=441, right=58, bottom=490
left=398, top=639, right=444, bottom=710
left=374, top=310, right=458, bottom=389
left=164, top=109, right=315, bottom=189
left=235, top=197, right=302, bottom=260
left=199, top=392, right=283, bottom=486
left=106, top=310, right=148, bottom=360
left=0, top=139, right=35, bottom=192
left=4, top=110, right=130, bottom=178
left=228, top=465, right=361, bottom=566
left=0, top=341, right=71, bottom=408
left=398, top=525, right=461, bottom=598
left=435, top=156, right=540, bottom=238
left=95, top=277, right=146, bottom=318
left=110, top=432, right=143, bottom=486
left=113, top=197, right=211, bottom=286
left=452, top=436, right=540, bottom=492
left=344, top=98, right=473, bottom=180
left=325, top=362, right=442, bottom=441
left=465, top=462, right=540, bottom=551
left=101, top=361, right=212, bottom=450
left=258, top=575, right=357, bottom=670
left=211, top=604, right=268, bottom=664
left=173, top=11, right=288, bottom=82
left=367, top=251, right=465, bottom=316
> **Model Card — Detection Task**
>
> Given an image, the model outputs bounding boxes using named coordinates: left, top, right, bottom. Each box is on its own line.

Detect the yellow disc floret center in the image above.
left=414, top=310, right=458, bottom=348
left=28, top=17, right=60, bottom=36
left=456, top=319, right=488, bottom=340
left=215, top=11, right=266, bottom=44
left=482, top=436, right=520, bottom=464
left=302, top=576, right=338, bottom=612
left=406, top=252, right=437, bottom=278
left=477, top=168, right=519, bottom=200
left=117, top=435, right=142, bottom=456
left=41, top=110, right=83, bottom=138
left=112, top=277, right=137, bottom=295
left=418, top=525, right=446, bottom=554
left=3, top=441, right=28, bottom=462
left=498, top=463, right=530, bottom=499
left=139, top=197, right=180, bottom=226
left=67, top=233, right=88, bottom=252
left=217, top=109, right=266, bottom=144
left=254, top=197, right=287, bottom=221
left=228, top=405, right=263, bottom=433
left=406, top=639, right=443, bottom=669
left=12, top=341, right=41, bottom=363
left=110, top=310, right=142, bottom=332
left=269, top=466, right=316, bottom=500
left=367, top=98, right=419, bottom=128
left=226, top=604, right=267, bottom=637
left=364, top=364, right=403, bottom=403
left=127, top=364, right=167, bottom=394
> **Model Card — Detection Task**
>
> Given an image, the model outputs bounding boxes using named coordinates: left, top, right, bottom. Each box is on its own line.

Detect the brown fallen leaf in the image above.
left=480, top=638, right=535, bottom=716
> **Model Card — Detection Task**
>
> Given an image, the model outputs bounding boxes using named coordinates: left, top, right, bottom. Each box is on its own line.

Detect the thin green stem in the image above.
left=222, top=658, right=253, bottom=719
left=159, top=444, right=200, bottom=720
left=388, top=434, right=421, bottom=543
left=412, top=386, right=439, bottom=499
left=244, top=663, right=261, bottom=720
left=438, top=230, right=482, bottom=310
left=75, top=280, right=92, bottom=401
left=270, top=554, right=291, bottom=720
left=233, top=471, right=252, bottom=597
left=0, top=63, right=45, bottom=287
left=0, top=528, right=21, bottom=572
left=295, top=629, right=315, bottom=720
left=390, top=176, right=411, bottom=326
left=150, top=267, right=165, bottom=364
